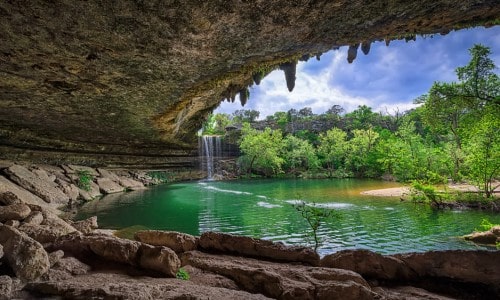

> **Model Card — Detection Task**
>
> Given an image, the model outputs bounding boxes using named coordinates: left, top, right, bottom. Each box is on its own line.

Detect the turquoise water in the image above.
left=76, top=179, right=500, bottom=256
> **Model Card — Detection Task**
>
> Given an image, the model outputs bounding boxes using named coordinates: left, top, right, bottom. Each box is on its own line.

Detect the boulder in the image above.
left=97, top=168, right=121, bottom=182
left=139, top=244, right=180, bottom=277
left=51, top=234, right=181, bottom=277
left=59, top=183, right=80, bottom=203
left=0, top=191, right=22, bottom=205
left=40, top=208, right=78, bottom=236
left=55, top=256, right=91, bottom=275
left=23, top=211, right=44, bottom=225
left=134, top=230, right=198, bottom=253
left=70, top=216, right=98, bottom=234
left=0, top=225, right=50, bottom=281
left=0, top=275, right=13, bottom=300
left=199, top=231, right=319, bottom=266
left=395, top=250, right=500, bottom=288
left=182, top=250, right=375, bottom=300
left=0, top=203, right=31, bottom=222
left=87, top=234, right=140, bottom=264
left=96, top=178, right=124, bottom=194
left=0, top=176, right=51, bottom=208
left=48, top=250, right=65, bottom=267
left=118, top=176, right=145, bottom=190
left=78, top=181, right=102, bottom=201
left=320, top=249, right=415, bottom=281
left=4, top=165, right=69, bottom=205
left=18, top=223, right=62, bottom=244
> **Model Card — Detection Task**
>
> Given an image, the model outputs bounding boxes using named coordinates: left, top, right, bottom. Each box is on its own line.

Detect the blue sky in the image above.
left=215, top=26, right=500, bottom=119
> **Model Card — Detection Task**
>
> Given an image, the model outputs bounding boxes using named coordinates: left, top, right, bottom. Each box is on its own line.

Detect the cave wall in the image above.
left=0, top=0, right=499, bottom=166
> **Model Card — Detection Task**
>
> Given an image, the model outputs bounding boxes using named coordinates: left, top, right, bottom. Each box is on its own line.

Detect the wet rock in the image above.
left=0, top=225, right=50, bottom=281
left=139, top=244, right=181, bottom=277
left=0, top=203, right=31, bottom=222
left=0, top=191, right=22, bottom=205
left=199, top=231, right=319, bottom=266
left=0, top=275, right=13, bottom=300
left=23, top=210, right=44, bottom=225
left=135, top=230, right=198, bottom=253
left=182, top=250, right=375, bottom=300
left=4, top=165, right=69, bottom=205
left=25, top=273, right=271, bottom=300
left=321, top=249, right=415, bottom=280
left=96, top=177, right=124, bottom=194
left=70, top=216, right=98, bottom=234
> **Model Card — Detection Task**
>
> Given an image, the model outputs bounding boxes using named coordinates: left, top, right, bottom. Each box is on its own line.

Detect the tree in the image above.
left=281, top=135, right=319, bottom=174
left=318, top=128, right=348, bottom=177
left=298, top=107, right=314, bottom=119
left=239, top=123, right=284, bottom=176
left=293, top=201, right=338, bottom=253
left=346, top=127, right=379, bottom=176
left=463, top=108, right=500, bottom=198
left=233, top=109, right=260, bottom=123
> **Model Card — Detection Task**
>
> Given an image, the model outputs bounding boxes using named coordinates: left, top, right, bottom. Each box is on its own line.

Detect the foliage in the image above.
left=238, top=123, right=284, bottom=176
left=475, top=218, right=496, bottom=232
left=232, top=109, right=260, bottom=123
left=176, top=268, right=190, bottom=280
left=318, top=128, right=348, bottom=178
left=77, top=170, right=93, bottom=191
left=281, top=135, right=319, bottom=174
left=293, top=201, right=339, bottom=252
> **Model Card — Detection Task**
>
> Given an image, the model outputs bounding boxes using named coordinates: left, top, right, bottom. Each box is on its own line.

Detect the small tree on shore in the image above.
left=293, top=201, right=339, bottom=252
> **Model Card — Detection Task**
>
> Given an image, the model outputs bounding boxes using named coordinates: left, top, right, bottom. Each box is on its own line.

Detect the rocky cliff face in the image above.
left=1, top=1, right=499, bottom=166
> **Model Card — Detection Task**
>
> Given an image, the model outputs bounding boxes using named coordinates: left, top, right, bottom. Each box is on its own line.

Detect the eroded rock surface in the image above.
left=0, top=1, right=498, bottom=165
left=199, top=231, right=319, bottom=266
left=135, top=230, right=198, bottom=253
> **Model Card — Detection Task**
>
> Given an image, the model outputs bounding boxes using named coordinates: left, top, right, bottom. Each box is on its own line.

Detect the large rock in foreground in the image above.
left=182, top=250, right=375, bottom=300
left=25, top=272, right=271, bottom=300
left=199, top=231, right=319, bottom=266
left=0, top=225, right=50, bottom=281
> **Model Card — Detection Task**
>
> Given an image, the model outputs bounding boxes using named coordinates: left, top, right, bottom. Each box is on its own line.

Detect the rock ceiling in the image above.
left=0, top=0, right=499, bottom=166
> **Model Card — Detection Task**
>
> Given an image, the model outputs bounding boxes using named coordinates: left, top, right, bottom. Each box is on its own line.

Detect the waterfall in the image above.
left=199, top=136, right=222, bottom=180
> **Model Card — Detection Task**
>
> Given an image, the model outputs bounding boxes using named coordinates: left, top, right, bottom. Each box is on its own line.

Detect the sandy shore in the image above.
left=361, top=187, right=410, bottom=197
left=362, top=182, right=499, bottom=197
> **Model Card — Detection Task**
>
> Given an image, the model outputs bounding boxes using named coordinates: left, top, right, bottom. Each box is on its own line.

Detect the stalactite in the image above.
left=253, top=72, right=263, bottom=85
left=361, top=41, right=371, bottom=55
left=299, top=54, right=310, bottom=61
left=239, top=88, right=249, bottom=107
left=279, top=61, right=297, bottom=92
left=347, top=44, right=359, bottom=63
left=385, top=38, right=391, bottom=46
